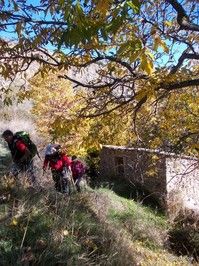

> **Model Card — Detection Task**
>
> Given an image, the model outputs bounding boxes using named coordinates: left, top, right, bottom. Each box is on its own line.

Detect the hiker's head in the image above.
left=2, top=130, right=14, bottom=143
left=72, top=155, right=77, bottom=161
left=45, top=144, right=61, bottom=158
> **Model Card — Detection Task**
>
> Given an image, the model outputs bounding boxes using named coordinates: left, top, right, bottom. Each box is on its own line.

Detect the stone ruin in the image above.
left=100, top=145, right=199, bottom=215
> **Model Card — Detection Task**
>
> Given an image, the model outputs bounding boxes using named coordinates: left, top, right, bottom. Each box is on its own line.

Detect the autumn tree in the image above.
left=0, top=0, right=199, bottom=152
left=128, top=87, right=199, bottom=155
left=28, top=72, right=88, bottom=155
left=29, top=71, right=136, bottom=155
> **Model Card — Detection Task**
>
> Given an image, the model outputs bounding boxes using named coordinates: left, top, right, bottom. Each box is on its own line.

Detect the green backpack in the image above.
left=14, top=131, right=38, bottom=158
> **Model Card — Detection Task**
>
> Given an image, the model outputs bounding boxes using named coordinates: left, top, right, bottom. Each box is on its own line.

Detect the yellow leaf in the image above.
left=191, top=144, right=199, bottom=150
left=161, top=41, right=169, bottom=53
left=129, top=50, right=140, bottom=62
left=152, top=155, right=159, bottom=160
left=135, top=89, right=147, bottom=101
left=140, top=54, right=153, bottom=75
left=165, top=21, right=172, bottom=27
left=153, top=35, right=169, bottom=53
left=95, top=0, right=110, bottom=16
left=10, top=218, right=18, bottom=226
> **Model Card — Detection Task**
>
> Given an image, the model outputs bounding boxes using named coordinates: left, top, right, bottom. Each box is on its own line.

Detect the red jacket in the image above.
left=43, top=153, right=71, bottom=172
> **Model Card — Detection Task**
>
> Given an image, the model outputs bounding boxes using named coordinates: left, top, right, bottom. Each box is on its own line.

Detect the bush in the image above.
left=169, top=211, right=199, bottom=262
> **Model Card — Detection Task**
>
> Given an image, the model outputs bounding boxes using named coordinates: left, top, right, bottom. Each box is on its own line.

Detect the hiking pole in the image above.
left=37, top=151, right=42, bottom=161
left=42, top=169, right=46, bottom=176
left=69, top=171, right=76, bottom=191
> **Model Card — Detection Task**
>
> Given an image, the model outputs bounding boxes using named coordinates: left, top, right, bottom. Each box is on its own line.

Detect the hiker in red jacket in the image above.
left=71, top=155, right=86, bottom=192
left=43, top=144, right=72, bottom=193
left=2, top=129, right=36, bottom=185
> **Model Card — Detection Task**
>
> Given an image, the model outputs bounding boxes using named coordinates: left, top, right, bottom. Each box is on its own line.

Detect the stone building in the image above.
left=100, top=145, right=199, bottom=213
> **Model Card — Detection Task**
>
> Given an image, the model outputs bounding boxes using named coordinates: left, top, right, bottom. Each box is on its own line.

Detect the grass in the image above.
left=104, top=189, right=168, bottom=250
left=0, top=188, right=99, bottom=265
left=0, top=180, right=192, bottom=266
left=95, top=177, right=164, bottom=212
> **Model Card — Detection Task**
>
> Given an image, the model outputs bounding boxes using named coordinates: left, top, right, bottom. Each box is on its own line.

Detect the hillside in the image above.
left=0, top=147, right=193, bottom=266
left=0, top=187, right=191, bottom=265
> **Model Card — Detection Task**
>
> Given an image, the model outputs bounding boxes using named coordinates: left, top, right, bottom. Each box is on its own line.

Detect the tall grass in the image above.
left=0, top=181, right=191, bottom=266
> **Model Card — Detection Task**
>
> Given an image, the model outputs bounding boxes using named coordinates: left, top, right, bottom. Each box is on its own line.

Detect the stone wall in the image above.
left=166, top=157, right=199, bottom=213
left=100, top=145, right=199, bottom=212
left=100, top=146, right=167, bottom=204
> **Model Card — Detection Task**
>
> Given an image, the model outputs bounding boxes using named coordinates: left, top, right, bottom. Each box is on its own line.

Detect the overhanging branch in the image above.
left=170, top=52, right=199, bottom=74
left=0, top=55, right=59, bottom=67
left=58, top=74, right=119, bottom=89
left=79, top=95, right=136, bottom=118
left=158, top=78, right=199, bottom=91
left=78, top=56, right=138, bottom=76
left=167, top=0, right=199, bottom=32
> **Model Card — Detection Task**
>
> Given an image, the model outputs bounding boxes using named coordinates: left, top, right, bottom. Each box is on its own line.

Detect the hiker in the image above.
left=43, top=144, right=72, bottom=194
left=71, top=155, right=86, bottom=192
left=1, top=130, right=37, bottom=185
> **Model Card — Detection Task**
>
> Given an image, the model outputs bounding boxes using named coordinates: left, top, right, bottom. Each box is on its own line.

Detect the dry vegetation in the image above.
left=0, top=170, right=194, bottom=266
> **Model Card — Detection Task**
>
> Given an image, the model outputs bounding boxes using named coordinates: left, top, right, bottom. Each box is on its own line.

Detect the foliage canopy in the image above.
left=0, top=0, right=199, bottom=154
left=0, top=0, right=198, bottom=98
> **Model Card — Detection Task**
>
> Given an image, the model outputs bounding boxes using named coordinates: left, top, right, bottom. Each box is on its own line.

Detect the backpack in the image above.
left=72, top=160, right=86, bottom=177
left=14, top=131, right=38, bottom=158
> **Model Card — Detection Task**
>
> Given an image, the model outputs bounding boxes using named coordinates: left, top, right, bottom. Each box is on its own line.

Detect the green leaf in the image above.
left=58, top=0, right=65, bottom=6
left=107, top=17, right=123, bottom=34
left=127, top=0, right=141, bottom=13
left=101, top=28, right=108, bottom=41
left=117, top=41, right=131, bottom=55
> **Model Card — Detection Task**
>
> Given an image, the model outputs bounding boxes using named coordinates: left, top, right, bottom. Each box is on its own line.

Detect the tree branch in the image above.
left=0, top=55, right=59, bottom=67
left=0, top=11, right=68, bottom=26
left=79, top=95, right=136, bottom=118
left=170, top=52, right=199, bottom=74
left=142, top=17, right=196, bottom=53
left=77, top=56, right=139, bottom=76
left=58, top=55, right=147, bottom=90
left=158, top=78, right=199, bottom=91
left=58, top=74, right=119, bottom=89
left=167, top=0, right=199, bottom=32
